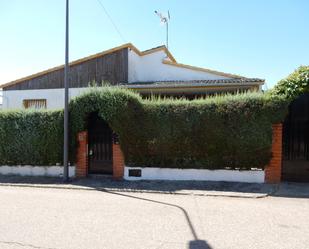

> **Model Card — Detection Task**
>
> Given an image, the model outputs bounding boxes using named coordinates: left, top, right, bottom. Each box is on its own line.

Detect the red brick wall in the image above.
left=76, top=131, right=125, bottom=179
left=264, top=124, right=283, bottom=183
left=76, top=131, right=88, bottom=177
left=112, top=144, right=125, bottom=180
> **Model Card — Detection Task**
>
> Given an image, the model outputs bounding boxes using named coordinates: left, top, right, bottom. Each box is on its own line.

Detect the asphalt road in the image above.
left=0, top=186, right=308, bottom=249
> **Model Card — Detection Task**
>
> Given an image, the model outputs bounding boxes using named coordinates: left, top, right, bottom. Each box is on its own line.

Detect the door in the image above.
left=282, top=93, right=309, bottom=182
left=88, top=113, right=113, bottom=174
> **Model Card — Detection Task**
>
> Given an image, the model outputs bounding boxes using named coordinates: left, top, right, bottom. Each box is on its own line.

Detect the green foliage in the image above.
left=69, top=87, right=143, bottom=160
left=69, top=88, right=289, bottom=170
left=0, top=87, right=288, bottom=169
left=0, top=110, right=63, bottom=165
left=272, top=66, right=309, bottom=99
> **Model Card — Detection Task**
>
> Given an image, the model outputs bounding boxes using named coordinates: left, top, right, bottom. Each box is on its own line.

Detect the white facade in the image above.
left=128, top=49, right=230, bottom=83
left=1, top=47, right=240, bottom=110
left=0, top=90, right=3, bottom=109
left=124, top=166, right=265, bottom=183
left=2, top=87, right=90, bottom=109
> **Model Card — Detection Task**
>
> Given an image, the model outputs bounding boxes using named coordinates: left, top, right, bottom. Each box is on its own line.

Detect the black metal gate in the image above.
left=282, top=93, right=309, bottom=182
left=88, top=113, right=113, bottom=174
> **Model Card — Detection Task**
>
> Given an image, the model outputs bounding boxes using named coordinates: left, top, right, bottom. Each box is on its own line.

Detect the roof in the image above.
left=0, top=42, right=262, bottom=89
left=0, top=43, right=176, bottom=89
left=162, top=60, right=246, bottom=79
left=124, top=78, right=265, bottom=89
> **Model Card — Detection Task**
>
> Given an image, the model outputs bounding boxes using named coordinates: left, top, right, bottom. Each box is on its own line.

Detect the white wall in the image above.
left=0, top=89, right=3, bottom=109
left=128, top=49, right=231, bottom=83
left=124, top=167, right=265, bottom=183
left=2, top=49, right=238, bottom=110
left=2, top=87, right=90, bottom=109
left=0, top=165, right=75, bottom=177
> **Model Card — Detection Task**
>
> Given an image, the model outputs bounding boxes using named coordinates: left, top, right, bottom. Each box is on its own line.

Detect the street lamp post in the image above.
left=63, top=0, right=69, bottom=181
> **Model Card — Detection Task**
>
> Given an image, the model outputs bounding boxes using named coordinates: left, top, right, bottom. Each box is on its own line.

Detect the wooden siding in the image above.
left=4, top=48, right=128, bottom=91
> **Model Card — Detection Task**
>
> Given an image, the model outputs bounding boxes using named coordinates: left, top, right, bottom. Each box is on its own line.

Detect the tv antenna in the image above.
left=155, top=10, right=170, bottom=50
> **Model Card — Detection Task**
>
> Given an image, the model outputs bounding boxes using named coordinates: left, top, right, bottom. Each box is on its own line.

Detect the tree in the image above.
left=272, top=66, right=309, bottom=99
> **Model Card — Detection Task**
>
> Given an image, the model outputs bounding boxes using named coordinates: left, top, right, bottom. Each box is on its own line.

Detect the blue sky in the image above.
left=0, top=0, right=308, bottom=89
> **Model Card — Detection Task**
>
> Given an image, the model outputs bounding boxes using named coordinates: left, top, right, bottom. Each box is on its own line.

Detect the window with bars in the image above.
left=23, top=99, right=47, bottom=109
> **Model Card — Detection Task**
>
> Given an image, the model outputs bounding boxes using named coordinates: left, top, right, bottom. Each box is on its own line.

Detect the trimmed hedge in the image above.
left=69, top=88, right=289, bottom=170
left=0, top=110, right=63, bottom=165
left=69, top=87, right=144, bottom=160
left=0, top=88, right=289, bottom=169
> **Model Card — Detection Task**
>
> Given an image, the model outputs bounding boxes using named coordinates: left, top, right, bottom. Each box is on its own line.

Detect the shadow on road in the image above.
left=100, top=189, right=212, bottom=249
left=271, top=182, right=309, bottom=198
left=189, top=240, right=212, bottom=249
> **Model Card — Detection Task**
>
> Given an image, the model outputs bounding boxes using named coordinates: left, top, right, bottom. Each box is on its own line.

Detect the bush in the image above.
left=272, top=66, right=309, bottom=99
left=69, top=87, right=143, bottom=160
left=0, top=110, right=63, bottom=165
left=69, top=88, right=289, bottom=170
left=0, top=87, right=288, bottom=169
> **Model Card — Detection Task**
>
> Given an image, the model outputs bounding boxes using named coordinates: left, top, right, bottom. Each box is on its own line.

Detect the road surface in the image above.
left=0, top=186, right=308, bottom=249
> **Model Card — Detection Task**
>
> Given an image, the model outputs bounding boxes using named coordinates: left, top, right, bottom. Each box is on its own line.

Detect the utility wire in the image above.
left=96, top=0, right=127, bottom=43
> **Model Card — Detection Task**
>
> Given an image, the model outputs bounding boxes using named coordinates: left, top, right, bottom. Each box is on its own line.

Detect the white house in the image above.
left=0, top=43, right=264, bottom=109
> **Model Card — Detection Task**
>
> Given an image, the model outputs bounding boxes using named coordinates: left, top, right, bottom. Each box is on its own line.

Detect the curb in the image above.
left=0, top=183, right=269, bottom=199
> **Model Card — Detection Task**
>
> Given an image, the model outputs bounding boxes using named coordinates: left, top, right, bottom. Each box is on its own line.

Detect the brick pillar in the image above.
left=112, top=143, right=125, bottom=180
left=76, top=131, right=88, bottom=178
left=265, top=124, right=283, bottom=183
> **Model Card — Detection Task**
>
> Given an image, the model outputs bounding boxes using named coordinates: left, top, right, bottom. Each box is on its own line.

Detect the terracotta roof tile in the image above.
left=124, top=78, right=264, bottom=89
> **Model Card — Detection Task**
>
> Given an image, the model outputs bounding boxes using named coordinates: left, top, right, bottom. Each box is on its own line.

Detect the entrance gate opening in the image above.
left=282, top=93, right=309, bottom=182
left=88, top=112, right=113, bottom=175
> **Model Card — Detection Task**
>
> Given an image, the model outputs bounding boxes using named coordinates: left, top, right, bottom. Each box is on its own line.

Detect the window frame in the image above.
left=23, top=99, right=47, bottom=109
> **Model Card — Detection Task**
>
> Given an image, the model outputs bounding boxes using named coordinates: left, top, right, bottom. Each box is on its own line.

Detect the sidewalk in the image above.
left=1, top=175, right=308, bottom=198
left=0, top=175, right=282, bottom=198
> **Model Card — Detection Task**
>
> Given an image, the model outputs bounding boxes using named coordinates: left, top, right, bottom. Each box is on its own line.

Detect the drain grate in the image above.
left=128, top=169, right=142, bottom=177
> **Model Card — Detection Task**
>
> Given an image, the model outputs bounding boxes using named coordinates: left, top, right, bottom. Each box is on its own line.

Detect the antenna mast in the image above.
left=155, top=10, right=170, bottom=50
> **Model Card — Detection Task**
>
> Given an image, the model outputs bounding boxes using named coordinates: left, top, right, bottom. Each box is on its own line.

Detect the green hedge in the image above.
left=69, top=88, right=289, bottom=170
left=0, top=88, right=288, bottom=169
left=0, top=110, right=63, bottom=165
